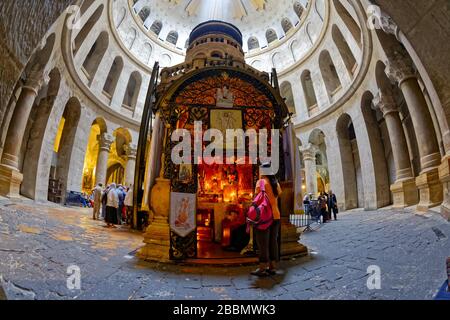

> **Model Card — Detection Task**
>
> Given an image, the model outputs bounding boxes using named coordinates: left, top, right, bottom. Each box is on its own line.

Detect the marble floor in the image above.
left=0, top=197, right=448, bottom=300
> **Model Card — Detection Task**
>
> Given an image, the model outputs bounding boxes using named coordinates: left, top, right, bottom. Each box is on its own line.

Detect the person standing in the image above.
left=117, top=186, right=125, bottom=225
left=124, top=186, right=133, bottom=226
left=319, top=192, right=328, bottom=223
left=92, top=183, right=103, bottom=220
left=251, top=163, right=282, bottom=277
left=105, top=183, right=119, bottom=228
left=328, top=190, right=338, bottom=220
left=101, top=184, right=109, bottom=220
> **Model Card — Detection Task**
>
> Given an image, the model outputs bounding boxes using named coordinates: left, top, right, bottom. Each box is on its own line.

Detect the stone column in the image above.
left=94, top=133, right=113, bottom=187
left=373, top=90, right=418, bottom=208
left=0, top=72, right=43, bottom=197
left=124, top=144, right=137, bottom=188
left=386, top=50, right=443, bottom=211
left=300, top=144, right=318, bottom=197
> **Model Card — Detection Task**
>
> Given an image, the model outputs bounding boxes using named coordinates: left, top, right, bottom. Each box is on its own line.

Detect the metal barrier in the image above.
left=289, top=201, right=322, bottom=232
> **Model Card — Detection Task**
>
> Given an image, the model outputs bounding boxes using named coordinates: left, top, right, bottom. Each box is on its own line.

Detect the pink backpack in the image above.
left=246, top=180, right=274, bottom=231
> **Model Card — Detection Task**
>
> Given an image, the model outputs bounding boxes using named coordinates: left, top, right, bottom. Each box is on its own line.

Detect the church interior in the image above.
left=0, top=0, right=449, bottom=301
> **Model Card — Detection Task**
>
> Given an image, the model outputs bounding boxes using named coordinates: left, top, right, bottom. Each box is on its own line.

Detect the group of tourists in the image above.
left=303, top=190, right=338, bottom=223
left=91, top=183, right=134, bottom=228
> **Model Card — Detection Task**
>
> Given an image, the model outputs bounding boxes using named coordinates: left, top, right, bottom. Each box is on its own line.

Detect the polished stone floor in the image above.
left=0, top=197, right=448, bottom=300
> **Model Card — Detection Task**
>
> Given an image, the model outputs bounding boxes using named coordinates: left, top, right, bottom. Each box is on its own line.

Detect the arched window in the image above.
left=266, top=29, right=278, bottom=44
left=281, top=18, right=294, bottom=34
left=332, top=25, right=357, bottom=75
left=333, top=0, right=362, bottom=48
left=248, top=37, right=260, bottom=50
left=138, top=6, right=150, bottom=23
left=301, top=70, right=318, bottom=113
left=280, top=81, right=296, bottom=115
left=166, top=31, right=178, bottom=45
left=80, top=0, right=95, bottom=15
left=122, top=72, right=142, bottom=111
left=73, top=4, right=104, bottom=56
left=82, top=31, right=109, bottom=84
left=150, top=20, right=162, bottom=36
left=294, top=2, right=304, bottom=19
left=103, top=56, right=123, bottom=98
left=319, top=50, right=342, bottom=97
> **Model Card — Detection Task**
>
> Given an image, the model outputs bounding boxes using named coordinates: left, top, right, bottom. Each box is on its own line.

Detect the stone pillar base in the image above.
left=0, top=164, right=23, bottom=198
left=136, top=215, right=171, bottom=262
left=280, top=218, right=308, bottom=257
left=416, top=168, right=443, bottom=212
left=438, top=156, right=450, bottom=221
left=390, top=178, right=418, bottom=208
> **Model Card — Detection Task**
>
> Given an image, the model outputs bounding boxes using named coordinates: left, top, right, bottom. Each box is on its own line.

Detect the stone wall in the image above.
left=0, top=0, right=75, bottom=121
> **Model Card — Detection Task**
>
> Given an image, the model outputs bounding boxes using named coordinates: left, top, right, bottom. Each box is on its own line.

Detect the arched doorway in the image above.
left=336, top=113, right=362, bottom=209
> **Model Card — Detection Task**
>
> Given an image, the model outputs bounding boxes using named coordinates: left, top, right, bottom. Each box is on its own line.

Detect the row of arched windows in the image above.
left=247, top=2, right=305, bottom=51
left=73, top=2, right=143, bottom=112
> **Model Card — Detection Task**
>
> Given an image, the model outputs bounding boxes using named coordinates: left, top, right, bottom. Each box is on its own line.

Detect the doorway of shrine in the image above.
left=195, top=158, right=255, bottom=259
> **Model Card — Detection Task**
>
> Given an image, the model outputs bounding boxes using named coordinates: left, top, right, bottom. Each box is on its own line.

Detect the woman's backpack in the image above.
left=246, top=180, right=274, bottom=231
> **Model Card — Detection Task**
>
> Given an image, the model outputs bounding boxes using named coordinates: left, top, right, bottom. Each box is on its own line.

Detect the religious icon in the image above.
left=215, top=86, right=234, bottom=108
left=178, top=164, right=192, bottom=183
left=170, top=192, right=196, bottom=237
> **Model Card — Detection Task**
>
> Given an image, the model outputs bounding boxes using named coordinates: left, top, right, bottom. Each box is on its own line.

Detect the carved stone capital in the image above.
left=372, top=90, right=399, bottom=117
left=385, top=50, right=416, bottom=86
left=300, top=144, right=317, bottom=161
left=23, top=70, right=44, bottom=94
left=124, top=143, right=137, bottom=160
left=97, top=133, right=114, bottom=152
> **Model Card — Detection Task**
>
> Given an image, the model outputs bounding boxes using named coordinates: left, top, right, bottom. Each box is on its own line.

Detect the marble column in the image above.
left=124, top=144, right=137, bottom=188
left=94, top=133, right=113, bottom=187
left=300, top=144, right=318, bottom=197
left=373, top=90, right=418, bottom=208
left=0, top=72, right=43, bottom=197
left=385, top=50, right=442, bottom=211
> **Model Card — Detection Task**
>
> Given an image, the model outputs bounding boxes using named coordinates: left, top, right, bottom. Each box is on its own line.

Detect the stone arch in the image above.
left=128, top=28, right=137, bottom=50
left=82, top=31, right=109, bottom=85
left=332, top=0, right=361, bottom=48
left=144, top=43, right=153, bottom=64
left=20, top=68, right=62, bottom=200
left=308, top=129, right=329, bottom=194
left=103, top=56, right=124, bottom=100
left=251, top=60, right=262, bottom=70
left=55, top=97, right=82, bottom=201
left=161, top=54, right=172, bottom=67
left=280, top=81, right=296, bottom=115
left=319, top=50, right=342, bottom=98
left=106, top=127, right=132, bottom=185
left=266, top=29, right=278, bottom=44
left=73, top=4, right=104, bottom=56
left=272, top=52, right=283, bottom=70
left=248, top=37, right=260, bottom=51
left=122, top=71, right=142, bottom=111
left=290, top=40, right=300, bottom=61
left=301, top=70, right=318, bottom=115
left=360, top=91, right=392, bottom=208
left=115, top=7, right=127, bottom=29
left=81, top=118, right=108, bottom=192
left=332, top=24, right=357, bottom=75
left=305, top=22, right=314, bottom=45
left=336, top=113, right=362, bottom=209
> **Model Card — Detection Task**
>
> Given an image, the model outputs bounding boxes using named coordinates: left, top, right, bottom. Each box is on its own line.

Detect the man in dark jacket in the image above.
left=328, top=190, right=338, bottom=220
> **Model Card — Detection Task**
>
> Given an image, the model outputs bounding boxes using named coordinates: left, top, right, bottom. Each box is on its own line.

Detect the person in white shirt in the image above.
left=105, top=183, right=119, bottom=228
left=124, top=186, right=133, bottom=226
